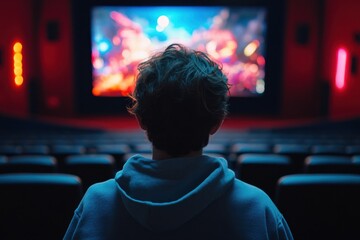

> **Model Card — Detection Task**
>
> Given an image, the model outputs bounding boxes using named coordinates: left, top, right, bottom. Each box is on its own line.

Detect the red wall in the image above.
left=282, top=0, right=360, bottom=119
left=322, top=0, right=360, bottom=119
left=281, top=0, right=322, bottom=118
left=0, top=0, right=74, bottom=117
left=38, top=0, right=74, bottom=116
left=0, top=0, right=33, bottom=117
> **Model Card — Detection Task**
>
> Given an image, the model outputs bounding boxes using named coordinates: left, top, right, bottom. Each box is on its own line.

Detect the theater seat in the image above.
left=64, top=154, right=116, bottom=190
left=230, top=143, right=273, bottom=155
left=311, top=144, right=347, bottom=155
left=0, top=155, right=8, bottom=173
left=6, top=155, right=57, bottom=173
left=132, top=143, right=152, bottom=154
left=304, top=155, right=354, bottom=173
left=0, top=173, right=83, bottom=240
left=276, top=174, right=360, bottom=240
left=22, top=144, right=50, bottom=155
left=0, top=145, right=22, bottom=156
left=352, top=155, right=360, bottom=173
left=236, top=154, right=293, bottom=199
left=93, top=144, right=130, bottom=170
left=51, top=144, right=86, bottom=169
left=346, top=145, right=360, bottom=155
left=204, top=143, right=228, bottom=155
left=274, top=143, right=311, bottom=171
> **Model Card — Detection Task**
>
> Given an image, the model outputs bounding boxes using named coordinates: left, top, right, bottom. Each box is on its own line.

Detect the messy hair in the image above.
left=128, top=44, right=229, bottom=156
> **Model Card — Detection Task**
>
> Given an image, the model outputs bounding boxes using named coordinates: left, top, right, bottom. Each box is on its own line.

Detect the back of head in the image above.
left=129, top=44, right=229, bottom=156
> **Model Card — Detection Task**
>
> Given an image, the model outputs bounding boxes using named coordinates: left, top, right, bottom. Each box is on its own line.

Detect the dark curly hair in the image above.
left=128, top=44, right=229, bottom=156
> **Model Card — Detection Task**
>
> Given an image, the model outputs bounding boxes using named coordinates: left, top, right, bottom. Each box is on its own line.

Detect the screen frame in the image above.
left=72, top=0, right=285, bottom=116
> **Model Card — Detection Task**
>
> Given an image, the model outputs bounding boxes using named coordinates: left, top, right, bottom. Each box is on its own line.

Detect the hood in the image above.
left=115, top=154, right=235, bottom=232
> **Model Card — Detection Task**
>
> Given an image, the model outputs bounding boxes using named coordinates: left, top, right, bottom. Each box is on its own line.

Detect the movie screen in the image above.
left=91, top=6, right=267, bottom=97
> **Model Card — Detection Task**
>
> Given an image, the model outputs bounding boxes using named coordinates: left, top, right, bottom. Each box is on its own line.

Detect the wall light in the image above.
left=335, top=48, right=347, bottom=90
left=13, top=42, right=23, bottom=87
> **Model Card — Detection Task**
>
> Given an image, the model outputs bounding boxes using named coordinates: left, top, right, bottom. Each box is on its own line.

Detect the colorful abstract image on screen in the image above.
left=91, top=6, right=267, bottom=97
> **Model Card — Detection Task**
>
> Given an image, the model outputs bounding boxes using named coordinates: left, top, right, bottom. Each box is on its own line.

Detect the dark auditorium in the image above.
left=1, top=0, right=360, bottom=239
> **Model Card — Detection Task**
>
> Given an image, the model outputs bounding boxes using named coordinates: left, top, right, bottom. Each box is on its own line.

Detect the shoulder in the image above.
left=228, top=179, right=282, bottom=218
left=86, top=178, right=118, bottom=195
left=80, top=179, right=120, bottom=209
left=227, top=179, right=273, bottom=205
left=65, top=179, right=131, bottom=239
left=74, top=178, right=128, bottom=228
left=189, top=178, right=293, bottom=239
left=221, top=179, right=293, bottom=239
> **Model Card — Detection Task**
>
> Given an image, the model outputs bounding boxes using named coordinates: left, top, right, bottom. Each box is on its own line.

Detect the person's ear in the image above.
left=209, top=119, right=224, bottom=135
left=135, top=115, right=147, bottom=130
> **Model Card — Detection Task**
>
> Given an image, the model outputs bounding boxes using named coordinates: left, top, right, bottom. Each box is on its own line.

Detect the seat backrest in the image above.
left=311, top=144, right=347, bottom=155
left=6, top=155, right=57, bottom=173
left=50, top=144, right=86, bottom=170
left=0, top=145, right=22, bottom=156
left=0, top=155, right=8, bottom=173
left=132, top=143, right=152, bottom=154
left=237, top=154, right=294, bottom=199
left=64, top=154, right=116, bottom=190
left=276, top=174, right=360, bottom=240
left=352, top=155, right=360, bottom=174
left=203, top=143, right=228, bottom=155
left=0, top=173, right=83, bottom=240
left=274, top=143, right=311, bottom=170
left=304, top=155, right=354, bottom=173
left=231, top=143, right=273, bottom=155
left=94, top=144, right=131, bottom=170
left=346, top=145, right=360, bottom=155
left=22, top=144, right=50, bottom=155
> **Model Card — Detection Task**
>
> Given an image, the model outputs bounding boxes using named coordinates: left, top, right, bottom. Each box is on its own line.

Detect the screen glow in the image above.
left=91, top=6, right=267, bottom=97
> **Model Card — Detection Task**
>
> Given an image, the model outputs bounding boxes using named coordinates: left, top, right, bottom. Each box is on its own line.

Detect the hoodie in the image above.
left=64, top=154, right=293, bottom=240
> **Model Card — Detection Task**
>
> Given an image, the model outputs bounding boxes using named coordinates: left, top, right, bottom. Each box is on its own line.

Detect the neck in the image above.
left=152, top=146, right=203, bottom=160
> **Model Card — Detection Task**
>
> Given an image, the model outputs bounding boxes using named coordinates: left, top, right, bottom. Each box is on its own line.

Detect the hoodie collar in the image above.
left=116, top=154, right=235, bottom=232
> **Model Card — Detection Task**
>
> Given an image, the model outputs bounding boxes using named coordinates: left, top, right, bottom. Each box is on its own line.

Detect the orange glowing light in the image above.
left=13, top=41, right=24, bottom=87
left=335, top=48, right=347, bottom=90
left=14, top=68, right=23, bottom=75
left=14, top=53, right=22, bottom=61
left=15, top=76, right=23, bottom=86
left=13, top=42, right=22, bottom=52
left=14, top=62, right=22, bottom=68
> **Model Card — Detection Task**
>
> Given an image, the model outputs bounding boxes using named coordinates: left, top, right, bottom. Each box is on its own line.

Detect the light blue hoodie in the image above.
left=64, top=155, right=293, bottom=239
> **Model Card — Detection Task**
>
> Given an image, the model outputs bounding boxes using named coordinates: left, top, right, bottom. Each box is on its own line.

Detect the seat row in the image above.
left=0, top=154, right=116, bottom=190
left=235, top=153, right=360, bottom=200
left=0, top=173, right=82, bottom=239
left=276, top=173, right=360, bottom=240
left=0, top=172, right=359, bottom=240
left=2, top=130, right=360, bottom=144
left=1, top=142, right=360, bottom=160
left=2, top=153, right=360, bottom=195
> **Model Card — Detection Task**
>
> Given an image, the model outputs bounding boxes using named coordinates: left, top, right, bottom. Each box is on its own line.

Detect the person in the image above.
left=64, top=44, right=293, bottom=240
